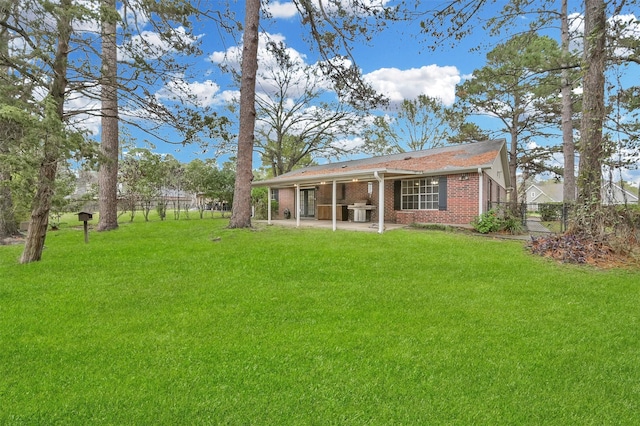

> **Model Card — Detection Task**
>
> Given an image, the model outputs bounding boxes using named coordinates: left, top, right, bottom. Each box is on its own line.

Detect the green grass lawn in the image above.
left=1, top=218, right=639, bottom=424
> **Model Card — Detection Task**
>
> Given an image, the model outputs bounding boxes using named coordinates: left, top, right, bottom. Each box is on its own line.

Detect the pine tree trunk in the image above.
left=97, top=0, right=119, bottom=232
left=0, top=127, right=19, bottom=238
left=20, top=151, right=57, bottom=262
left=229, top=0, right=260, bottom=229
left=508, top=126, right=519, bottom=210
left=0, top=173, right=19, bottom=238
left=20, top=0, right=71, bottom=263
left=0, top=8, right=19, bottom=238
left=572, top=0, right=606, bottom=236
left=560, top=0, right=576, bottom=204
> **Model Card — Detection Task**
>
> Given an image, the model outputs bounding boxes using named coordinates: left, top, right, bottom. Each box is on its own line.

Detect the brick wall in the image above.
left=389, top=173, right=481, bottom=225
left=274, top=188, right=296, bottom=219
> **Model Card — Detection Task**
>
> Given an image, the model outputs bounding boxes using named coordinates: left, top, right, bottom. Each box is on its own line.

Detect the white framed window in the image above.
left=401, top=178, right=439, bottom=210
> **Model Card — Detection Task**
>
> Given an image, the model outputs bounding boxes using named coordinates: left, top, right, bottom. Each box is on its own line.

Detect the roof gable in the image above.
left=526, top=183, right=564, bottom=202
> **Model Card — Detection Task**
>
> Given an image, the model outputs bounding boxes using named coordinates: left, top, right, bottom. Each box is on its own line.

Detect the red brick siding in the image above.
left=274, top=188, right=296, bottom=219
left=389, top=173, right=480, bottom=225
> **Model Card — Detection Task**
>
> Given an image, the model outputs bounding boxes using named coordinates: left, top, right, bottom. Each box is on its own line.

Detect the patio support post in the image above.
left=332, top=180, right=337, bottom=232
left=267, top=187, right=272, bottom=225
left=478, top=167, right=483, bottom=216
left=295, top=184, right=300, bottom=228
left=374, top=171, right=384, bottom=234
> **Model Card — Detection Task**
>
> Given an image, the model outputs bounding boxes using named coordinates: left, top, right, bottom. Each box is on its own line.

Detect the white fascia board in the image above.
left=253, top=168, right=421, bottom=188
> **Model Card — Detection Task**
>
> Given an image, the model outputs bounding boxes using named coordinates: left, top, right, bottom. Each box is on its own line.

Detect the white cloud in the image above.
left=302, top=0, right=392, bottom=17
left=119, top=26, right=199, bottom=62
left=72, top=0, right=101, bottom=33
left=334, top=136, right=365, bottom=151
left=118, top=0, right=150, bottom=28
left=609, top=14, right=640, bottom=59
left=210, top=31, right=318, bottom=98
left=364, top=65, right=461, bottom=106
left=210, top=32, right=462, bottom=111
left=568, top=12, right=584, bottom=53
left=209, top=32, right=304, bottom=71
left=564, top=12, right=640, bottom=57
left=264, top=1, right=298, bottom=19
left=65, top=92, right=101, bottom=135
left=216, top=90, right=240, bottom=104
left=156, top=78, right=227, bottom=107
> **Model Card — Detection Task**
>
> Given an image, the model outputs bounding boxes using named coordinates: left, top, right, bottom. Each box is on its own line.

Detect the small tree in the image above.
left=211, top=163, right=236, bottom=218
left=251, top=186, right=278, bottom=220
left=161, top=156, right=186, bottom=220
left=184, top=159, right=217, bottom=219
left=253, top=41, right=364, bottom=177
left=118, top=152, right=142, bottom=222
left=364, top=95, right=464, bottom=155
left=48, top=165, right=76, bottom=230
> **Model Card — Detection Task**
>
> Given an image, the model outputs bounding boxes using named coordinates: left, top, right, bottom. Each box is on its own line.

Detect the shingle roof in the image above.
left=528, top=183, right=564, bottom=202
left=254, top=139, right=507, bottom=187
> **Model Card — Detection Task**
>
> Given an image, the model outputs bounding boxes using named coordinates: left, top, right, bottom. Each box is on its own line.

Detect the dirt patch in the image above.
left=0, top=235, right=25, bottom=246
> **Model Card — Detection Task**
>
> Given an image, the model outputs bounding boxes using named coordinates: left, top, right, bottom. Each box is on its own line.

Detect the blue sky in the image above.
left=104, top=0, right=639, bottom=184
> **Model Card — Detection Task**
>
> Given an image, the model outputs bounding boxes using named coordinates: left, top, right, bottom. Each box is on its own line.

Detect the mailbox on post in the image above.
left=78, top=212, right=93, bottom=222
left=78, top=211, right=93, bottom=243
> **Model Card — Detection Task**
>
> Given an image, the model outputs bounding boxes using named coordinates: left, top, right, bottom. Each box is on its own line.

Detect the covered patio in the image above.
left=253, top=218, right=407, bottom=233
left=256, top=168, right=426, bottom=234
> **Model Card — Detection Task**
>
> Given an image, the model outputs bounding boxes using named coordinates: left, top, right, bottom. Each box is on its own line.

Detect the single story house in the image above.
left=252, top=139, right=511, bottom=233
left=525, top=182, right=639, bottom=207
left=525, top=182, right=565, bottom=206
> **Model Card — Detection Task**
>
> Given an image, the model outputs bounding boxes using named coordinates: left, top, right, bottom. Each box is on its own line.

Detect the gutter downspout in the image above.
left=374, top=171, right=384, bottom=234
left=478, top=167, right=483, bottom=216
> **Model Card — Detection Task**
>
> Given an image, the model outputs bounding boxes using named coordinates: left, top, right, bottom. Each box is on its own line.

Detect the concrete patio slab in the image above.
left=253, top=219, right=406, bottom=233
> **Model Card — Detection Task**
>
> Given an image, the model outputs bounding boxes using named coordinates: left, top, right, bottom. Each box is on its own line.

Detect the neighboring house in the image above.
left=72, top=170, right=99, bottom=199
left=525, top=183, right=566, bottom=207
left=602, top=181, right=639, bottom=205
left=159, top=189, right=193, bottom=208
left=67, top=170, right=99, bottom=212
left=252, top=139, right=511, bottom=233
left=525, top=182, right=639, bottom=207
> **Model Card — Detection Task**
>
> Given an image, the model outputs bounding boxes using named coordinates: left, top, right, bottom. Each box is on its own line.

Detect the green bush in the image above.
left=251, top=187, right=278, bottom=220
left=539, top=203, right=563, bottom=221
left=472, top=210, right=501, bottom=234
left=472, top=208, right=524, bottom=234
left=501, top=215, right=524, bottom=234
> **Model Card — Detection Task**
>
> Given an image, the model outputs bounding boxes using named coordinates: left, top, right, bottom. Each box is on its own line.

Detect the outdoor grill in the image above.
left=347, top=202, right=375, bottom=222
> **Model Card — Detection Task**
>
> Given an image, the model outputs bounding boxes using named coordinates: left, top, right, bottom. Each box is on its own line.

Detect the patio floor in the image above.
left=253, top=219, right=407, bottom=233
left=255, top=218, right=552, bottom=239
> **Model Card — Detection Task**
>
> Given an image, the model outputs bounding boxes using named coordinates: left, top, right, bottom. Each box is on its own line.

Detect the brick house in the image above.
left=252, top=139, right=511, bottom=233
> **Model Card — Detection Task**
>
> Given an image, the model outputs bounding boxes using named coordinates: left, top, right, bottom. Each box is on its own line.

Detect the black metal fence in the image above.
left=487, top=202, right=572, bottom=233
left=488, top=201, right=640, bottom=239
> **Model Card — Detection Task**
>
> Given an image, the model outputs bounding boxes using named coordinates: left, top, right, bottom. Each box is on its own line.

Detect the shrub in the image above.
left=472, top=208, right=524, bottom=234
left=251, top=187, right=278, bottom=220
left=501, top=215, right=524, bottom=234
left=472, top=210, right=501, bottom=234
left=539, top=202, right=563, bottom=221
